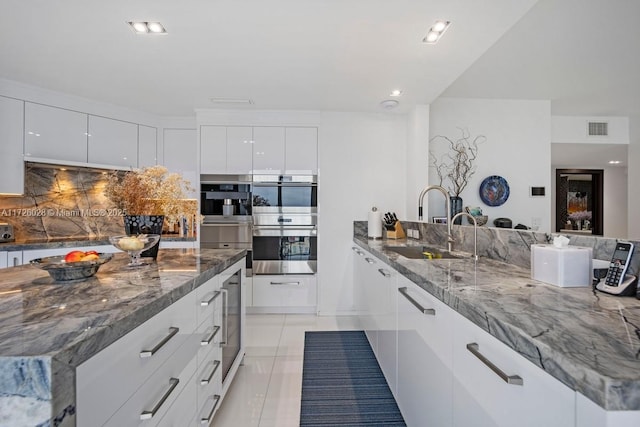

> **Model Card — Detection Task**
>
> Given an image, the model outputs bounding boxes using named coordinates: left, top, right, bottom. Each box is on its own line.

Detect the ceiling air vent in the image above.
left=588, top=121, right=608, bottom=136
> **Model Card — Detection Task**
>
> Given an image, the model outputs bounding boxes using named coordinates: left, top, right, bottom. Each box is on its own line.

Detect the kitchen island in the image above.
left=0, top=248, right=246, bottom=427
left=353, top=234, right=640, bottom=424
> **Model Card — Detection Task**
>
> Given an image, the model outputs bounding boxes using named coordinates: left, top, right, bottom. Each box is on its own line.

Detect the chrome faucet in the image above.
left=451, top=212, right=479, bottom=261
left=418, top=185, right=453, bottom=252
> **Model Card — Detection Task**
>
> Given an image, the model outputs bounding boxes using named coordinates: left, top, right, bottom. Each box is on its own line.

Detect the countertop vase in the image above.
left=123, top=215, right=164, bottom=259
left=450, top=196, right=463, bottom=225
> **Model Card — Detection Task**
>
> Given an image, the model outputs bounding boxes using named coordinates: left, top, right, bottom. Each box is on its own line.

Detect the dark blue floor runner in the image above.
left=300, top=330, right=406, bottom=426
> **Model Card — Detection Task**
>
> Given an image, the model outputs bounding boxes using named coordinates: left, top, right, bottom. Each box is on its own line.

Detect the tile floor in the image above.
left=213, top=314, right=362, bottom=427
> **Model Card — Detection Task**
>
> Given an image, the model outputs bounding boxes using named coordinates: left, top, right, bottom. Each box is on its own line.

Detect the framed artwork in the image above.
left=432, top=217, right=447, bottom=224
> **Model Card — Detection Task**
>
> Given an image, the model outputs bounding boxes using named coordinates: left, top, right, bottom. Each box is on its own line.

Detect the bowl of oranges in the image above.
left=30, top=250, right=113, bottom=282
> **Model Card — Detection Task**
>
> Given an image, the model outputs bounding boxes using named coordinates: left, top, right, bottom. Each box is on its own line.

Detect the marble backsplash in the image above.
left=0, top=163, right=124, bottom=241
left=354, top=220, right=640, bottom=276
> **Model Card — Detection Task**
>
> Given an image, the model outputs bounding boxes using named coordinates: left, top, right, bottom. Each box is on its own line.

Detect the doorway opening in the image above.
left=555, top=169, right=603, bottom=235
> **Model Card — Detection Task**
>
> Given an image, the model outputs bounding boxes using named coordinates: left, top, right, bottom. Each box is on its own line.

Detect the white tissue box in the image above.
left=531, top=244, right=593, bottom=287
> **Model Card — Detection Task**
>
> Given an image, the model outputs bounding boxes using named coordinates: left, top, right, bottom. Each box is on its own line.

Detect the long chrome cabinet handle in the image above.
left=200, top=360, right=221, bottom=385
left=139, top=377, right=179, bottom=420
left=270, top=281, right=300, bottom=285
left=397, top=287, right=435, bottom=315
left=220, top=288, right=228, bottom=345
left=364, top=257, right=375, bottom=265
left=201, top=326, right=221, bottom=346
left=466, top=343, right=523, bottom=385
left=201, top=395, right=221, bottom=425
left=201, top=290, right=221, bottom=306
left=140, top=327, right=179, bottom=358
left=378, top=268, right=391, bottom=278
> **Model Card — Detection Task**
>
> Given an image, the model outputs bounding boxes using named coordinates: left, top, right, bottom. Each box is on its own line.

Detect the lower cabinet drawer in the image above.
left=104, top=342, right=198, bottom=427
left=252, top=275, right=317, bottom=307
left=76, top=292, right=197, bottom=427
left=157, top=370, right=197, bottom=427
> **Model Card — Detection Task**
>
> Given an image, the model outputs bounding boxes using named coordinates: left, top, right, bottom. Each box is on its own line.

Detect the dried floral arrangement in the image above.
left=104, top=165, right=197, bottom=224
left=430, top=128, right=486, bottom=197
left=568, top=210, right=592, bottom=222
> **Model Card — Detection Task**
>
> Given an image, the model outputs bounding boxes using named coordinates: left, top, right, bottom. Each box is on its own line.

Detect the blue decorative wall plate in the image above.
left=479, top=175, right=510, bottom=206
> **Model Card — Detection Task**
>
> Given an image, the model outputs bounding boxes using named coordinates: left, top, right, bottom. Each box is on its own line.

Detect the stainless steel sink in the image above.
left=384, top=245, right=461, bottom=259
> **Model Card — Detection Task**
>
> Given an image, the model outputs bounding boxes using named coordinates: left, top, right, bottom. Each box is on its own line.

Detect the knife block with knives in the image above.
left=383, top=212, right=406, bottom=239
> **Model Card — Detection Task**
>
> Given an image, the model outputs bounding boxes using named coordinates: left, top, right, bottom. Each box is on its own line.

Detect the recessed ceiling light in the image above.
left=608, top=160, right=621, bottom=164
left=128, top=21, right=167, bottom=35
left=423, top=20, right=451, bottom=44
left=390, top=89, right=403, bottom=97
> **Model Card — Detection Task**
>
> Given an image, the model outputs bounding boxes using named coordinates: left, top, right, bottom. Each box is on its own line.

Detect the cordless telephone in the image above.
left=596, top=241, right=637, bottom=296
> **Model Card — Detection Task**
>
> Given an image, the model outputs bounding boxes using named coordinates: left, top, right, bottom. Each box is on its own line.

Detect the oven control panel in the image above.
left=0, top=223, right=15, bottom=243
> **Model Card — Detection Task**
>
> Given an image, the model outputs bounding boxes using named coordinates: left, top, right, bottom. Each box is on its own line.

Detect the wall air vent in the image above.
left=588, top=121, right=608, bottom=136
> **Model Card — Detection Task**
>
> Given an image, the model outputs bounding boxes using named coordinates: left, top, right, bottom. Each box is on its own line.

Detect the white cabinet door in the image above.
left=24, top=102, right=88, bottom=163
left=396, top=275, right=453, bottom=427
left=226, top=126, right=253, bottom=174
left=88, top=115, right=138, bottom=167
left=285, top=127, right=317, bottom=175
left=138, top=125, right=158, bottom=168
left=0, top=252, right=7, bottom=269
left=200, top=126, right=227, bottom=174
left=373, top=259, right=397, bottom=397
left=252, top=275, right=316, bottom=310
left=163, top=128, right=197, bottom=193
left=252, top=126, right=284, bottom=174
left=0, top=96, right=24, bottom=195
left=451, top=310, right=575, bottom=427
left=7, top=251, right=22, bottom=267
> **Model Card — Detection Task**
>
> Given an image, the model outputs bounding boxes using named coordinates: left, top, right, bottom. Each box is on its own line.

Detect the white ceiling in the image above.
left=0, top=0, right=538, bottom=116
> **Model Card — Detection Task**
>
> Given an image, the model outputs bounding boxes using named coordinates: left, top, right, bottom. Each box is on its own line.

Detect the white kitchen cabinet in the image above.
left=352, top=246, right=396, bottom=395
left=576, top=392, right=640, bottom=427
left=88, top=115, right=138, bottom=168
left=251, top=274, right=316, bottom=312
left=285, top=127, right=318, bottom=175
left=226, top=126, right=253, bottom=174
left=0, top=96, right=24, bottom=195
left=24, top=102, right=88, bottom=163
left=252, top=126, right=285, bottom=174
left=7, top=251, right=22, bottom=268
left=200, top=125, right=227, bottom=174
left=163, top=128, right=198, bottom=191
left=451, top=309, right=575, bottom=427
left=0, top=252, right=7, bottom=269
left=138, top=125, right=158, bottom=168
left=396, top=275, right=453, bottom=427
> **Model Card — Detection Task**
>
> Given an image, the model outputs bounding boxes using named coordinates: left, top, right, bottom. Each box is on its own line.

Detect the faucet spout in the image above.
left=417, top=185, right=452, bottom=252
left=451, top=212, right=479, bottom=261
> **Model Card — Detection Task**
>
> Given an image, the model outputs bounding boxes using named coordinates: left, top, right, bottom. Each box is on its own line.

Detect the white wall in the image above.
left=317, top=111, right=407, bottom=314
left=628, top=114, right=640, bottom=240
left=406, top=105, right=430, bottom=220
left=603, top=167, right=628, bottom=238
left=428, top=98, right=551, bottom=231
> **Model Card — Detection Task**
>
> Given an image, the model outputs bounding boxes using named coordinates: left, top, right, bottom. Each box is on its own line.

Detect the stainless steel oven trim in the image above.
left=253, top=226, right=317, bottom=237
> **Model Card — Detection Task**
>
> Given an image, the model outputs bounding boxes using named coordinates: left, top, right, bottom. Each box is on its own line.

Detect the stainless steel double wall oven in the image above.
left=251, top=175, right=317, bottom=275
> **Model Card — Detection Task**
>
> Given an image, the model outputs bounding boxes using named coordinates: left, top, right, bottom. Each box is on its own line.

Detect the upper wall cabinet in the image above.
left=0, top=96, right=24, bottom=195
left=24, top=102, right=88, bottom=163
left=88, top=116, right=138, bottom=168
left=253, top=126, right=285, bottom=174
left=137, top=125, right=158, bottom=168
left=163, top=128, right=198, bottom=195
left=285, top=127, right=317, bottom=175
left=201, top=125, right=254, bottom=175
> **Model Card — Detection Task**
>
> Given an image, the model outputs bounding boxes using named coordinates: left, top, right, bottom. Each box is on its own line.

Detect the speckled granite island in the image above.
left=353, top=226, right=640, bottom=418
left=0, top=248, right=245, bottom=427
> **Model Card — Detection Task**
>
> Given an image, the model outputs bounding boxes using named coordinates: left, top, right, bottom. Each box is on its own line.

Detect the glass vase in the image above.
left=450, top=196, right=463, bottom=225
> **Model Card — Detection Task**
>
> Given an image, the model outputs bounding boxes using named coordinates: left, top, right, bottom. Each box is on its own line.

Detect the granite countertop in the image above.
left=354, top=236, right=640, bottom=412
left=0, top=248, right=245, bottom=427
left=0, top=235, right=196, bottom=251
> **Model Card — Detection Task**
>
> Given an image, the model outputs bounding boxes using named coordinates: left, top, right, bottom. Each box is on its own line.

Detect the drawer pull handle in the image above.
left=351, top=247, right=364, bottom=256
left=398, top=287, right=435, bottom=315
left=466, top=343, right=523, bottom=386
left=140, top=327, right=179, bottom=358
left=201, top=326, right=221, bottom=346
left=270, top=281, right=300, bottom=286
left=201, top=290, right=221, bottom=306
left=201, top=395, right=221, bottom=424
left=378, top=268, right=391, bottom=278
left=201, top=360, right=221, bottom=385
left=364, top=257, right=376, bottom=265
left=140, top=377, right=179, bottom=420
